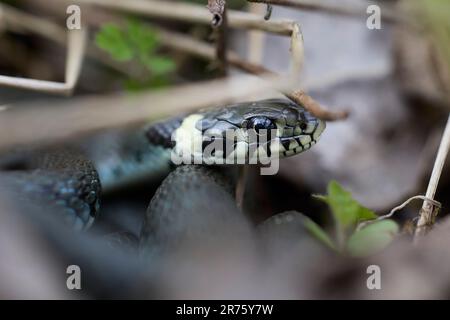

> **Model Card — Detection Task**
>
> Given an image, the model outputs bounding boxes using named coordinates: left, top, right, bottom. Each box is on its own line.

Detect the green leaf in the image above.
left=142, top=56, right=176, bottom=76
left=347, top=220, right=399, bottom=257
left=126, top=19, right=158, bottom=56
left=303, top=217, right=336, bottom=251
left=95, top=24, right=134, bottom=61
left=314, top=181, right=377, bottom=229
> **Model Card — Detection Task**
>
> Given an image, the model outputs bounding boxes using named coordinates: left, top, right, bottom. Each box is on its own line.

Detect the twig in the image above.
left=246, top=0, right=415, bottom=26
left=0, top=27, right=87, bottom=95
left=288, top=90, right=349, bottom=121
left=213, top=2, right=229, bottom=76
left=153, top=28, right=345, bottom=120
left=207, top=0, right=226, bottom=27
left=414, top=114, right=450, bottom=239
left=247, top=3, right=266, bottom=65
left=0, top=3, right=140, bottom=78
left=289, top=23, right=304, bottom=76
left=235, top=166, right=249, bottom=210
left=0, top=2, right=66, bottom=42
left=75, top=0, right=296, bottom=36
left=0, top=74, right=299, bottom=151
left=357, top=195, right=442, bottom=231
left=264, top=4, right=273, bottom=20
left=2, top=1, right=345, bottom=121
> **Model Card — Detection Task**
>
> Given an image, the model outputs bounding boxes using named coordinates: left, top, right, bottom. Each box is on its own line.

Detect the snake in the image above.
left=0, top=98, right=326, bottom=249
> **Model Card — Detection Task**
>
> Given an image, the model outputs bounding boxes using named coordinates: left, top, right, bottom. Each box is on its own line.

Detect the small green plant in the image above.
left=95, top=19, right=176, bottom=90
left=305, top=181, right=399, bottom=257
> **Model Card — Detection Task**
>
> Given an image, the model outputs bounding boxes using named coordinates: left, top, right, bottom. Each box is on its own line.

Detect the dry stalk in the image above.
left=246, top=0, right=414, bottom=26
left=207, top=0, right=226, bottom=27
left=1, top=1, right=345, bottom=121
left=288, top=90, right=349, bottom=121
left=75, top=0, right=295, bottom=36
left=0, top=74, right=299, bottom=151
left=0, top=3, right=137, bottom=77
left=0, top=27, right=87, bottom=95
left=414, top=114, right=450, bottom=239
left=213, top=2, right=229, bottom=76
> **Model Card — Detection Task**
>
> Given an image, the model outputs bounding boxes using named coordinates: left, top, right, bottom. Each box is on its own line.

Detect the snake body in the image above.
left=0, top=148, right=100, bottom=230
left=1, top=99, right=326, bottom=240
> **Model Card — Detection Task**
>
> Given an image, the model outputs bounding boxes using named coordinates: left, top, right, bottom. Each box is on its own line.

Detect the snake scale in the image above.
left=0, top=98, right=326, bottom=255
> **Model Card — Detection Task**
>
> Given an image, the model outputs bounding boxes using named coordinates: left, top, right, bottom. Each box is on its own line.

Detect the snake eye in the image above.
left=247, top=117, right=276, bottom=132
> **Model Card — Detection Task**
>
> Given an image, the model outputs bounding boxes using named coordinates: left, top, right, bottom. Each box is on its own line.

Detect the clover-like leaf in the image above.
left=95, top=24, right=134, bottom=61
left=347, top=220, right=399, bottom=257
left=127, top=19, right=158, bottom=56
left=314, top=181, right=377, bottom=230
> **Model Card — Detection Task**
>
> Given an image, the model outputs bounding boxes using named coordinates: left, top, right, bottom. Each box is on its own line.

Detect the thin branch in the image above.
left=75, top=0, right=295, bottom=36
left=153, top=28, right=346, bottom=121
left=79, top=4, right=346, bottom=120
left=207, top=0, right=226, bottom=27
left=414, top=114, right=450, bottom=239
left=289, top=23, right=304, bottom=76
left=247, top=0, right=415, bottom=26
left=287, top=90, right=349, bottom=121
left=0, top=2, right=66, bottom=42
left=247, top=3, right=266, bottom=64
left=65, top=29, right=88, bottom=94
left=235, top=166, right=249, bottom=210
left=0, top=74, right=300, bottom=151
left=213, top=2, right=229, bottom=76
left=0, top=24, right=87, bottom=95
left=1, top=1, right=345, bottom=121
left=357, top=195, right=442, bottom=231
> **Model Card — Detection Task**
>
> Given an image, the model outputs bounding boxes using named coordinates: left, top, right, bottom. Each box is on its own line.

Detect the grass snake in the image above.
left=0, top=98, right=326, bottom=253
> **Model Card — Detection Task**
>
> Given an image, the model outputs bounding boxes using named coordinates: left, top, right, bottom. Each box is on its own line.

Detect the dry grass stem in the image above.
left=0, top=27, right=87, bottom=95
left=247, top=0, right=414, bottom=26
left=235, top=166, right=249, bottom=210
left=0, top=74, right=299, bottom=151
left=288, top=90, right=349, bottom=121
left=0, top=3, right=136, bottom=77
left=415, top=114, right=450, bottom=239
left=75, top=0, right=296, bottom=36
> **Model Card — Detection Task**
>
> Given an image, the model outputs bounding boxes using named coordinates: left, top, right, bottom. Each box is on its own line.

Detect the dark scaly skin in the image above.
left=139, top=165, right=253, bottom=258
left=84, top=127, right=172, bottom=193
left=0, top=148, right=101, bottom=230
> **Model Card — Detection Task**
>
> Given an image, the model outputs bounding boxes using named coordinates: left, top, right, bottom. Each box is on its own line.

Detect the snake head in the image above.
left=172, top=99, right=326, bottom=164
left=238, top=99, right=326, bottom=158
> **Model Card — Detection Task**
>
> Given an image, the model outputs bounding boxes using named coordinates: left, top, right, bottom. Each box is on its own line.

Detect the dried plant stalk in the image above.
left=415, top=114, right=450, bottom=239
left=0, top=74, right=299, bottom=151
left=0, top=27, right=87, bottom=95
left=207, top=0, right=226, bottom=26
left=246, top=0, right=414, bottom=26
left=288, top=90, right=349, bottom=121
left=0, top=3, right=135, bottom=77
left=74, top=0, right=295, bottom=36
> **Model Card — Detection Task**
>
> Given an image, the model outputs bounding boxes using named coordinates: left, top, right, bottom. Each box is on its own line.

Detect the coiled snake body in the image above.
left=0, top=99, right=325, bottom=246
